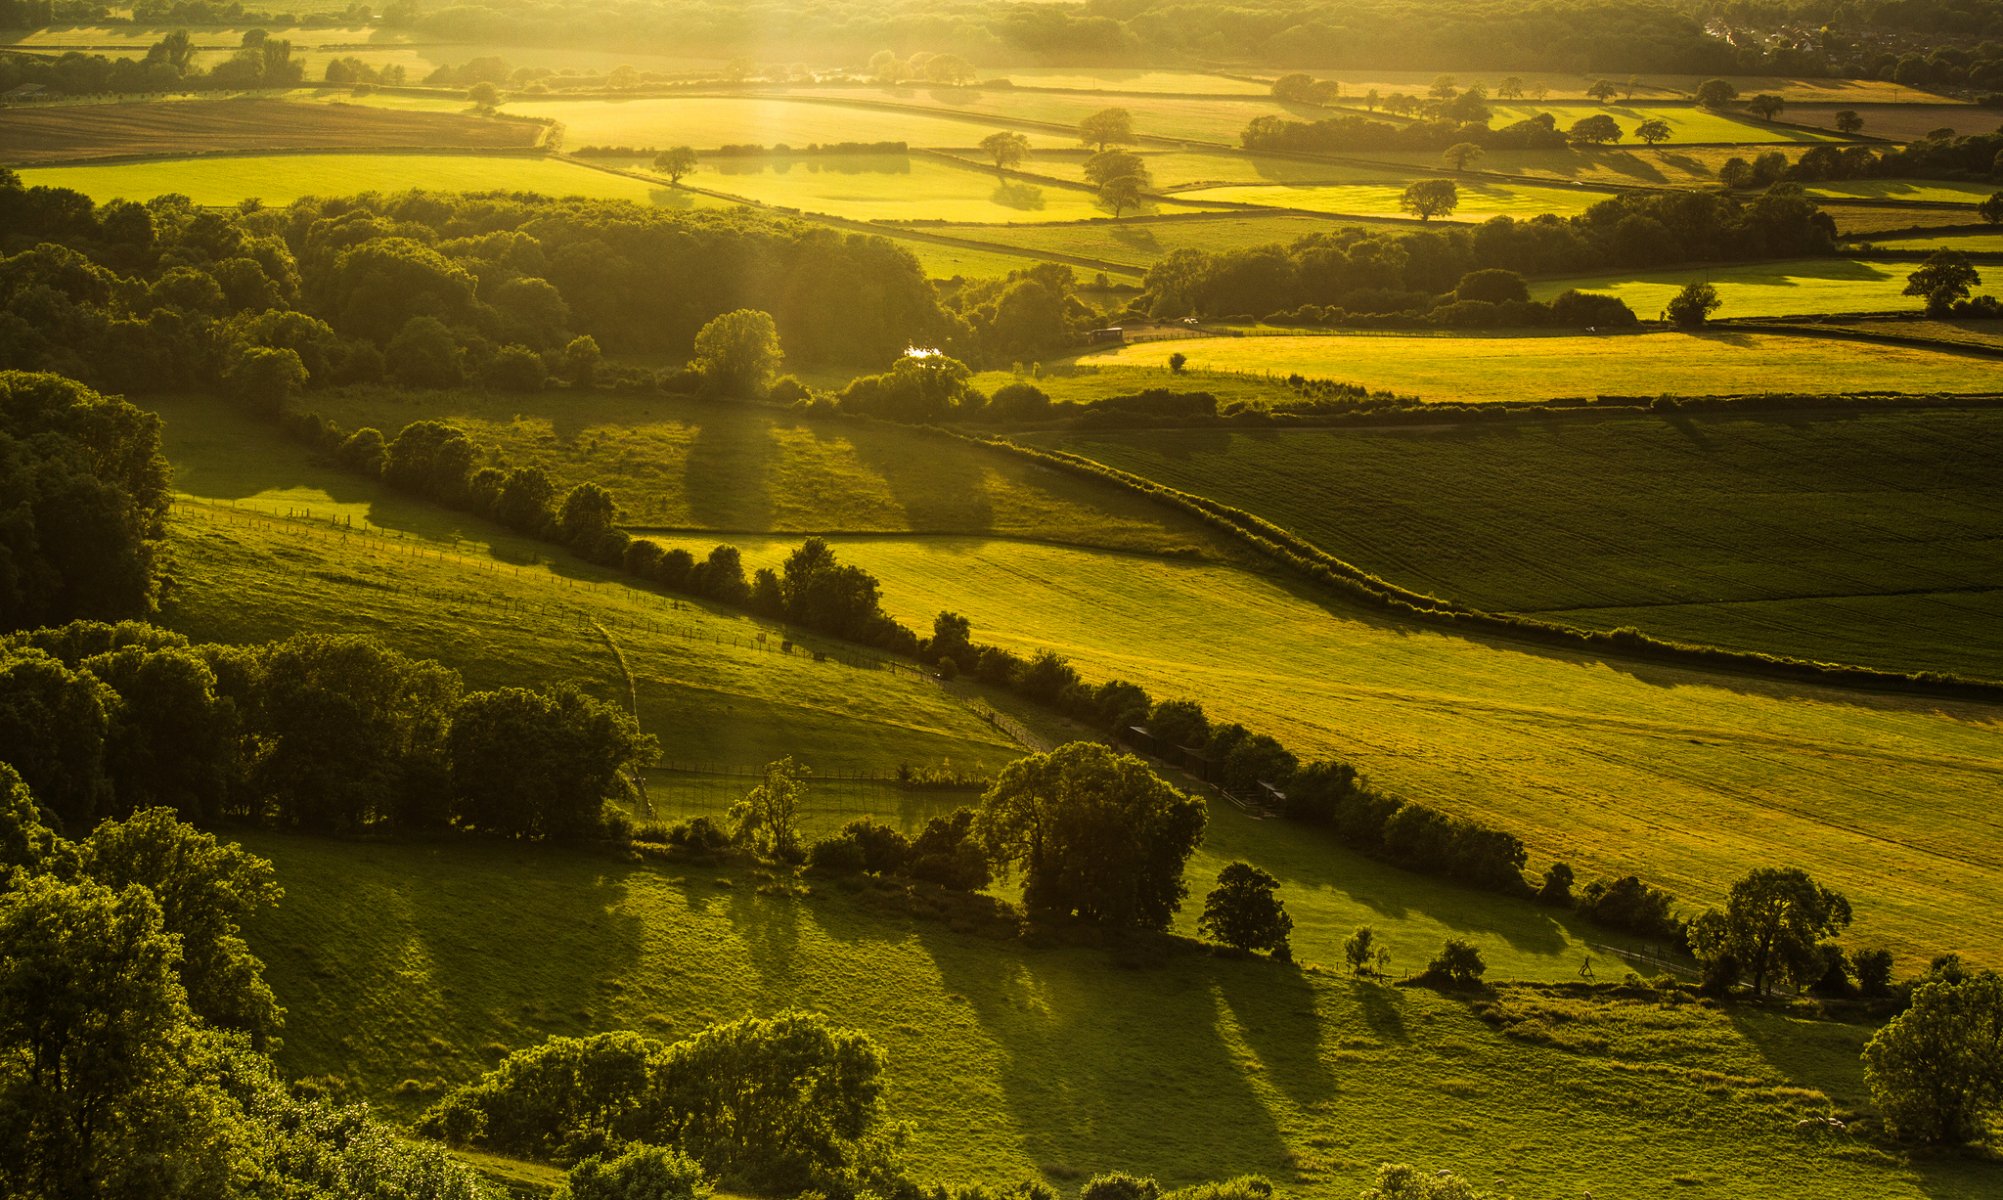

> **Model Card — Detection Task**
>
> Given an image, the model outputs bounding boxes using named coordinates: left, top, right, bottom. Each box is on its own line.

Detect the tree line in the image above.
left=0, top=621, right=656, bottom=839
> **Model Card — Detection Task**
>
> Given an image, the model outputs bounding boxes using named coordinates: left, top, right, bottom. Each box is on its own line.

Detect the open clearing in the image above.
left=693, top=153, right=1194, bottom=222
left=1070, top=328, right=1996, bottom=400
left=1528, top=258, right=1919, bottom=317
left=1034, top=409, right=2003, bottom=682
left=0, top=97, right=542, bottom=164
left=647, top=533, right=2003, bottom=971
left=507, top=96, right=1076, bottom=150
left=1172, top=177, right=1615, bottom=220
left=15, top=153, right=739, bottom=207
left=237, top=833, right=1993, bottom=1200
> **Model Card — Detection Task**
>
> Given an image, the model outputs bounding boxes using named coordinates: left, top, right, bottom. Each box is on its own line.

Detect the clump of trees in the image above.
left=0, top=622, right=653, bottom=838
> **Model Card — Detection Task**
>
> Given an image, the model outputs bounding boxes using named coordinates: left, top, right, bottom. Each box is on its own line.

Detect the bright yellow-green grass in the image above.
left=295, top=387, right=1239, bottom=558
left=692, top=153, right=1194, bottom=223
left=1073, top=328, right=1999, bottom=401
left=16, top=153, right=740, bottom=208
left=1174, top=177, right=1617, bottom=220
left=924, top=214, right=1391, bottom=270
left=997, top=68, right=1272, bottom=94
left=1036, top=411, right=2003, bottom=682
left=1529, top=258, right=1919, bottom=318
left=145, top=394, right=1025, bottom=777
left=1488, top=102, right=1833, bottom=143
left=509, top=96, right=1076, bottom=150
left=641, top=534, right=2003, bottom=971
left=238, top=833, right=2000, bottom=1200
left=784, top=88, right=1303, bottom=145
left=1805, top=179, right=2001, bottom=205
left=1862, top=231, right=2003, bottom=253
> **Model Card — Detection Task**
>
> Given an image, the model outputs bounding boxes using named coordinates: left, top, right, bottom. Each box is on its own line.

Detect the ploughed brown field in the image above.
left=0, top=97, right=544, bottom=164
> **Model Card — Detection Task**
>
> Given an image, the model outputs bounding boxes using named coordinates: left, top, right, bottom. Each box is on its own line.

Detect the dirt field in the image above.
left=0, top=98, right=544, bottom=164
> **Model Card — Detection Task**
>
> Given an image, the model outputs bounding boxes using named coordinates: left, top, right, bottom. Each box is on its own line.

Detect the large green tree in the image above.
left=975, top=742, right=1206, bottom=930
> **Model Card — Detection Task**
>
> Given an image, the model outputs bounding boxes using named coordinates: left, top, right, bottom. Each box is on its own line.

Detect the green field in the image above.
left=1487, top=102, right=1831, bottom=143
left=508, top=96, right=1076, bottom=150
left=1804, top=179, right=2001, bottom=205
left=1529, top=259, right=1921, bottom=318
left=1034, top=410, right=2003, bottom=681
left=289, top=387, right=1238, bottom=558
left=1173, top=177, right=1618, bottom=220
left=1070, top=328, right=1997, bottom=401
left=693, top=153, right=1198, bottom=223
left=639, top=532, right=2003, bottom=971
left=237, top=833, right=1994, bottom=1200
left=15, top=152, right=740, bottom=208
left=145, top=394, right=1030, bottom=779
left=924, top=213, right=1384, bottom=270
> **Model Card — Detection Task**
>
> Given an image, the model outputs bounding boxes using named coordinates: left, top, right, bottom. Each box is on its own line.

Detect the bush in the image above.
left=1423, top=937, right=1486, bottom=986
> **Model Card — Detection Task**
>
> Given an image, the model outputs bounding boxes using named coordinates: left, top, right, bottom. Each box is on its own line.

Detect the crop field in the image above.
left=635, top=532, right=2003, bottom=970
left=1033, top=409, right=2003, bottom=681
left=692, top=153, right=1196, bottom=222
left=14, top=152, right=739, bottom=207
left=506, top=96, right=1076, bottom=150
left=236, top=833, right=1994, bottom=1200
left=784, top=88, right=1311, bottom=144
left=1070, top=328, right=1997, bottom=400
left=147, top=395, right=1025, bottom=776
left=294, top=386, right=1239, bottom=558
left=1171, top=177, right=1615, bottom=220
left=1785, top=102, right=1994, bottom=140
left=0, top=97, right=542, bottom=164
left=1528, top=258, right=1919, bottom=317
left=1485, top=102, right=1832, bottom=143
left=924, top=213, right=1390, bottom=270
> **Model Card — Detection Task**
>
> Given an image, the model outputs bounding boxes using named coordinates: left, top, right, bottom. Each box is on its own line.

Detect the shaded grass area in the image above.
left=1069, top=327, right=1999, bottom=401
left=1031, top=410, right=2003, bottom=681
left=1528, top=258, right=1920, bottom=318
left=146, top=394, right=1024, bottom=776
left=15, top=152, right=739, bottom=208
left=297, top=386, right=1239, bottom=559
left=239, top=831, right=1998, bottom=1199
left=639, top=534, right=2003, bottom=971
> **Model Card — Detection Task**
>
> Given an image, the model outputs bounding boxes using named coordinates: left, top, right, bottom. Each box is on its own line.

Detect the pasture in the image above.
left=1033, top=409, right=2003, bottom=682
left=0, top=97, right=541, bottom=164
left=1527, top=258, right=1921, bottom=317
left=1170, top=177, right=1615, bottom=220
left=1069, top=327, right=1996, bottom=400
left=15, top=152, right=737, bottom=207
left=693, top=153, right=1181, bottom=223
left=637, top=532, right=2003, bottom=970
left=235, top=832, right=1989, bottom=1200
left=147, top=394, right=1024, bottom=777
left=292, top=386, right=1238, bottom=558
left=924, top=213, right=1387, bottom=270
left=1785, top=103, right=1996, bottom=141
left=506, top=96, right=1076, bottom=150
left=1485, top=102, right=1830, bottom=143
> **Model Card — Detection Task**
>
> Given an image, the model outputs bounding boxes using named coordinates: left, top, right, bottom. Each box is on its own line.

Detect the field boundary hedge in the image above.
left=964, top=431, right=2003, bottom=700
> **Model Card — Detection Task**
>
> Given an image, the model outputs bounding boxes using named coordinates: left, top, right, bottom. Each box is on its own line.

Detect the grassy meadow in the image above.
left=1067, top=328, right=1999, bottom=401
left=15, top=153, right=741, bottom=208
left=638, top=533, right=2003, bottom=971
left=294, top=387, right=1239, bottom=558
left=1033, top=410, right=2003, bottom=681
left=1170, top=177, right=1614, bottom=221
left=235, top=832, right=1997, bottom=1200
left=1527, top=258, right=1922, bottom=318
